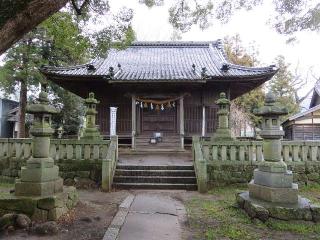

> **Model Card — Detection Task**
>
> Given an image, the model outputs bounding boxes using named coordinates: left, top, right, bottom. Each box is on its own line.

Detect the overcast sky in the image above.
left=108, top=0, right=320, bottom=107
left=1, top=0, right=319, bottom=108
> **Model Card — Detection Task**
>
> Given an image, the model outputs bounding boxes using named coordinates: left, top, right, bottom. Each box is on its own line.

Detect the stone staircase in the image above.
left=135, top=135, right=181, bottom=151
left=112, top=164, right=197, bottom=190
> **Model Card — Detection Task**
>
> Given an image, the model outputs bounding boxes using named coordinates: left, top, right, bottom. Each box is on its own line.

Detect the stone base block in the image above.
left=211, top=128, right=234, bottom=141
left=0, top=186, right=78, bottom=221
left=20, top=165, right=59, bottom=182
left=253, top=169, right=293, bottom=188
left=248, top=180, right=298, bottom=204
left=236, top=191, right=319, bottom=222
left=15, top=178, right=63, bottom=197
left=25, top=157, right=55, bottom=168
left=258, top=161, right=287, bottom=173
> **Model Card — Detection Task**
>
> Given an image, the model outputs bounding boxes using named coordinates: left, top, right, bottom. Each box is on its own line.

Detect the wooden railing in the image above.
left=198, top=140, right=320, bottom=164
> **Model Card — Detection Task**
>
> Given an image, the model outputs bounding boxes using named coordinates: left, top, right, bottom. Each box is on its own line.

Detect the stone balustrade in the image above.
left=0, top=137, right=118, bottom=187
left=0, top=138, right=111, bottom=161
left=194, top=139, right=320, bottom=188
left=192, top=137, right=207, bottom=193
left=199, top=140, right=320, bottom=163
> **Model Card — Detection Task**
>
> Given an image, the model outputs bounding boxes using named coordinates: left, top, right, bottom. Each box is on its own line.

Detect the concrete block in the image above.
left=20, top=165, right=59, bottom=182
left=253, top=169, right=293, bottom=188
left=15, top=178, right=63, bottom=197
left=248, top=180, right=298, bottom=204
left=258, top=161, right=287, bottom=173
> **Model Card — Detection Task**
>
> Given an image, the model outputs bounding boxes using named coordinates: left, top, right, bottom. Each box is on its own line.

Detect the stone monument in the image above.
left=248, top=91, right=298, bottom=203
left=211, top=92, right=234, bottom=141
left=81, top=92, right=102, bottom=140
left=15, top=85, right=63, bottom=196
left=0, top=85, right=78, bottom=221
left=236, top=91, right=320, bottom=222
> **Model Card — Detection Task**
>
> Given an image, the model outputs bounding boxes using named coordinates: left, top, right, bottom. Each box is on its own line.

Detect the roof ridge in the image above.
left=131, top=40, right=220, bottom=47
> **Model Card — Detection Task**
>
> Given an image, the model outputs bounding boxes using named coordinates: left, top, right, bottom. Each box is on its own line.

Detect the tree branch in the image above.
left=0, top=0, right=68, bottom=55
left=71, top=0, right=91, bottom=15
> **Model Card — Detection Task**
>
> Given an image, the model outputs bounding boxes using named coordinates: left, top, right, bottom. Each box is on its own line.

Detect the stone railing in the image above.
left=193, top=139, right=320, bottom=188
left=192, top=137, right=207, bottom=193
left=0, top=138, right=111, bottom=161
left=199, top=140, right=320, bottom=163
left=0, top=137, right=118, bottom=190
left=102, top=135, right=118, bottom=191
left=201, top=140, right=263, bottom=163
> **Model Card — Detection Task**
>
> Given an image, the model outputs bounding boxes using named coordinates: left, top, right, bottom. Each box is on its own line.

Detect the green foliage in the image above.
left=51, top=86, right=85, bottom=136
left=224, top=35, right=265, bottom=127
left=269, top=55, right=300, bottom=121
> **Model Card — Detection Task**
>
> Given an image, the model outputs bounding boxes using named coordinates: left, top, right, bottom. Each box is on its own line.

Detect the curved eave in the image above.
left=40, top=68, right=277, bottom=83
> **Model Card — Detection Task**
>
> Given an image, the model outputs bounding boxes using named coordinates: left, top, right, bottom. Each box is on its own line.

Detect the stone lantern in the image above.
left=15, top=85, right=63, bottom=197
left=249, top=91, right=298, bottom=203
left=211, top=92, right=233, bottom=141
left=81, top=92, right=102, bottom=140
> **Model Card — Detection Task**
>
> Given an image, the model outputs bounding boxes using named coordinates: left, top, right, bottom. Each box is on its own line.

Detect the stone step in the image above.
left=132, top=148, right=185, bottom=153
left=113, top=176, right=197, bottom=184
left=135, top=138, right=180, bottom=143
left=113, top=182, right=198, bottom=191
left=116, top=164, right=194, bottom=170
left=115, top=169, right=196, bottom=177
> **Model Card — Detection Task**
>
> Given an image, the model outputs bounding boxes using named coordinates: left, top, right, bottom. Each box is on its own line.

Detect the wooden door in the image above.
left=141, top=107, right=177, bottom=135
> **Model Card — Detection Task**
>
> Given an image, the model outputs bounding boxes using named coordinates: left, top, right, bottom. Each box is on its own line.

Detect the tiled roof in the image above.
left=309, top=80, right=320, bottom=108
left=41, top=40, right=277, bottom=82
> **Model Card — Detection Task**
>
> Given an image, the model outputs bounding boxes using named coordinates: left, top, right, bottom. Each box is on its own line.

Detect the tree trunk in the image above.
left=0, top=0, right=68, bottom=55
left=18, top=80, right=27, bottom=138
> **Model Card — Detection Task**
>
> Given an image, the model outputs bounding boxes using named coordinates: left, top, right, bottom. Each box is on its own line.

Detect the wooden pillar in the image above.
left=131, top=95, right=136, bottom=149
left=202, top=105, right=206, bottom=137
left=179, top=97, right=184, bottom=149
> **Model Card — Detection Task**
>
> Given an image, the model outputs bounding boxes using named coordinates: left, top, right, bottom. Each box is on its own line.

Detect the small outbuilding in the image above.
left=282, top=80, right=320, bottom=140
left=0, top=98, right=19, bottom=138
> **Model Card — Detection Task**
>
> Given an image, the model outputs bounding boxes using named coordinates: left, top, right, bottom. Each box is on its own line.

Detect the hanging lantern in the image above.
left=150, top=103, right=153, bottom=110
left=144, top=102, right=148, bottom=108
left=161, top=104, right=164, bottom=110
left=140, top=102, right=143, bottom=108
left=155, top=104, right=160, bottom=111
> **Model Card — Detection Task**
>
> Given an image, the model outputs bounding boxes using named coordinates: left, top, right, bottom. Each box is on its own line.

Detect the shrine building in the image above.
left=41, top=40, right=277, bottom=149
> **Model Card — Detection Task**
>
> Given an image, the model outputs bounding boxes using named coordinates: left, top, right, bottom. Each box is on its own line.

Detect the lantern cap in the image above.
left=254, top=91, right=288, bottom=116
left=27, top=86, right=59, bottom=114
left=85, top=92, right=100, bottom=104
left=216, top=92, right=230, bottom=105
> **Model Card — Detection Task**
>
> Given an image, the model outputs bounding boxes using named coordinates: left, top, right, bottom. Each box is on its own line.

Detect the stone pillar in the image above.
left=249, top=91, right=298, bottom=203
left=110, top=107, right=117, bottom=136
left=81, top=92, right=102, bottom=140
left=211, top=92, right=233, bottom=141
left=15, top=86, right=63, bottom=197
left=131, top=95, right=136, bottom=149
left=179, top=97, right=184, bottom=149
left=202, top=105, right=206, bottom=137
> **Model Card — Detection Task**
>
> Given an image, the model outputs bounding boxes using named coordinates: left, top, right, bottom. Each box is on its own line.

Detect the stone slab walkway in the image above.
left=103, top=191, right=187, bottom=240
